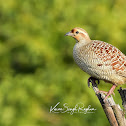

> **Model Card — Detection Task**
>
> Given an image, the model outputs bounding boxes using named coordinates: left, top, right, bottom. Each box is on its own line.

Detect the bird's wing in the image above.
left=89, top=40, right=126, bottom=78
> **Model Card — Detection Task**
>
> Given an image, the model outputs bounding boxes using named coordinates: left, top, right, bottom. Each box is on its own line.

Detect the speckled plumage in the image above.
left=65, top=27, right=126, bottom=100
left=73, top=40, right=126, bottom=85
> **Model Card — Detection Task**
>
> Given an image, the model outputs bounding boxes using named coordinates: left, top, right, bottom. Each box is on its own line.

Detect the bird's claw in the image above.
left=88, top=77, right=100, bottom=88
left=97, top=79, right=100, bottom=85
left=88, top=78, right=91, bottom=88
left=98, top=91, right=115, bottom=95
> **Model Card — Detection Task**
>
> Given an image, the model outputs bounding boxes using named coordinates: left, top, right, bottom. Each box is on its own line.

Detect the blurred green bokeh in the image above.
left=0, top=0, right=126, bottom=126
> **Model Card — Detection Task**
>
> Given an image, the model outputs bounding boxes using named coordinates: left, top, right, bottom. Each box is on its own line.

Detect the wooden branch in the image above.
left=112, top=105, right=126, bottom=126
left=92, top=83, right=126, bottom=126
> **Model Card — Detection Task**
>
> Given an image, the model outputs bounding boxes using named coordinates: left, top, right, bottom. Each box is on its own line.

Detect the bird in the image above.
left=65, top=27, right=126, bottom=101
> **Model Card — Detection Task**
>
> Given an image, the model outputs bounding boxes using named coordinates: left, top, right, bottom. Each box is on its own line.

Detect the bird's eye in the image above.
left=76, top=31, right=79, bottom=34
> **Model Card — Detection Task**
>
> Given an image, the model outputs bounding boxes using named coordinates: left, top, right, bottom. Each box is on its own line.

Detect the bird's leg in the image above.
left=88, top=77, right=100, bottom=88
left=97, top=85, right=116, bottom=101
left=88, top=77, right=116, bottom=101
left=103, top=85, right=117, bottom=101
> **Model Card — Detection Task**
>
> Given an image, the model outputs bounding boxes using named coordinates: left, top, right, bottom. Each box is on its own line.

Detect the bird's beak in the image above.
left=65, top=31, right=73, bottom=36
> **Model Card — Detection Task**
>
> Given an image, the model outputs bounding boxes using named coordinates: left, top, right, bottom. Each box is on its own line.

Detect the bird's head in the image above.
left=65, top=27, right=91, bottom=43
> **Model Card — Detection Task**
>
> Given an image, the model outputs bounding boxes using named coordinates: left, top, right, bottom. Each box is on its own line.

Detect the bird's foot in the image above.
left=103, top=85, right=116, bottom=102
left=88, top=77, right=100, bottom=88
left=88, top=77, right=116, bottom=102
left=97, top=85, right=116, bottom=102
left=98, top=90, right=115, bottom=96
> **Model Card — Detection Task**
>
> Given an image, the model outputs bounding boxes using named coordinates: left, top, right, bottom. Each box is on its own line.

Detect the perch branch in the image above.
left=92, top=83, right=126, bottom=126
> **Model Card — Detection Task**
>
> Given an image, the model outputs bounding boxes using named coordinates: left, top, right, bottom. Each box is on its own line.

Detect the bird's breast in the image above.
left=73, top=43, right=95, bottom=75
left=73, top=43, right=113, bottom=80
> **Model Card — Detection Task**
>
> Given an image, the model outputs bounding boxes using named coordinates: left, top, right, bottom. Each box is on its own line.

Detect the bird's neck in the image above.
left=74, top=40, right=90, bottom=49
left=76, top=38, right=91, bottom=45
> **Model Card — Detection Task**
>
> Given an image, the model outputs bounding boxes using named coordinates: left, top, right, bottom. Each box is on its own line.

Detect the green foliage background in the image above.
left=0, top=0, right=126, bottom=126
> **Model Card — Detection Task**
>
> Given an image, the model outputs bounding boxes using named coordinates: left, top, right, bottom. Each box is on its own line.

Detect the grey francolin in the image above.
left=65, top=27, right=126, bottom=101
